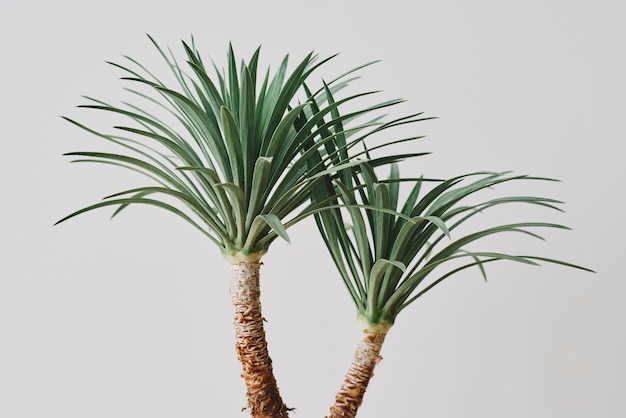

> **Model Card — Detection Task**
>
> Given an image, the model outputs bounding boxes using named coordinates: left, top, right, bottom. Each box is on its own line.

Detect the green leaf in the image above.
left=246, top=156, right=273, bottom=228
left=55, top=197, right=220, bottom=246
left=265, top=102, right=310, bottom=158
left=176, top=166, right=237, bottom=237
left=367, top=258, right=407, bottom=319
left=239, top=66, right=257, bottom=194
left=520, top=256, right=595, bottom=273
left=259, top=214, right=290, bottom=243
left=219, top=106, right=244, bottom=185
left=216, top=182, right=246, bottom=246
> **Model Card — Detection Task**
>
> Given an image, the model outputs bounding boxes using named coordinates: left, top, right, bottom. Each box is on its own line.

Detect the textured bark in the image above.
left=327, top=330, right=387, bottom=418
left=230, top=262, right=289, bottom=418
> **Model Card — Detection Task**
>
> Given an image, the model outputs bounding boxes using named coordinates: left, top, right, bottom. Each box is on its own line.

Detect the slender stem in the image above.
left=326, top=329, right=387, bottom=418
left=230, top=262, right=289, bottom=418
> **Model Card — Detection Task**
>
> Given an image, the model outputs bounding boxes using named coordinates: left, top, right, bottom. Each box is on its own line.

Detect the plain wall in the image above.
left=1, top=1, right=624, bottom=417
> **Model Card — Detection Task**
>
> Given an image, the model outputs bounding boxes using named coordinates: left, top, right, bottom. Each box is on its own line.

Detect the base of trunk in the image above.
left=230, top=262, right=289, bottom=418
left=326, top=330, right=387, bottom=418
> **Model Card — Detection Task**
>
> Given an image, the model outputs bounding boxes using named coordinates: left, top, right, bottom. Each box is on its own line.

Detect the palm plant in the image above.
left=313, top=163, right=592, bottom=417
left=55, top=36, right=427, bottom=417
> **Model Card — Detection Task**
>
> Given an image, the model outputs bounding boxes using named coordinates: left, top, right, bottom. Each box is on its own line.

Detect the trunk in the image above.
left=326, top=330, right=387, bottom=418
left=230, top=261, right=289, bottom=418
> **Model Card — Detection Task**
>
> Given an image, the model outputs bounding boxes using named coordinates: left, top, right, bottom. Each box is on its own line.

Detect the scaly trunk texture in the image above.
left=327, top=330, right=387, bottom=418
left=230, top=262, right=289, bottom=418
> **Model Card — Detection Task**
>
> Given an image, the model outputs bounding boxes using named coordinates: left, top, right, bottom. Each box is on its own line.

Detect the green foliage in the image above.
left=314, top=164, right=593, bottom=329
left=57, top=36, right=426, bottom=262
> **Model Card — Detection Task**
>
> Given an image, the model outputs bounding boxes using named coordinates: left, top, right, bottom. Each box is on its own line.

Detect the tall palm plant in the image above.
left=55, top=36, right=426, bottom=417
left=313, top=163, right=592, bottom=417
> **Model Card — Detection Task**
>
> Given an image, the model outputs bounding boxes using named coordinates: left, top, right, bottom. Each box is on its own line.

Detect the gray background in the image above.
left=1, top=0, right=624, bottom=417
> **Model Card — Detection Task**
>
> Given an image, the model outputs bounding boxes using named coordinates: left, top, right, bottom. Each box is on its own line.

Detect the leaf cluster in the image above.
left=313, top=164, right=593, bottom=329
left=57, top=36, right=425, bottom=262
left=57, top=36, right=591, bottom=322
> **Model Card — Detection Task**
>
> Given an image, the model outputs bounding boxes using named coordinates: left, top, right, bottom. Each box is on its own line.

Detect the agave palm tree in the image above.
left=55, top=36, right=426, bottom=417
left=313, top=163, right=592, bottom=417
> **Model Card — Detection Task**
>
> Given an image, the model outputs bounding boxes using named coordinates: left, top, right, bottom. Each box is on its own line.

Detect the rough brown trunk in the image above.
left=230, top=262, right=289, bottom=418
left=326, top=330, right=387, bottom=418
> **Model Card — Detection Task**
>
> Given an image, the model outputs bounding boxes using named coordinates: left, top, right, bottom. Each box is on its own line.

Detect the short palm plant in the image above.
left=55, top=36, right=426, bottom=417
left=313, top=163, right=592, bottom=417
